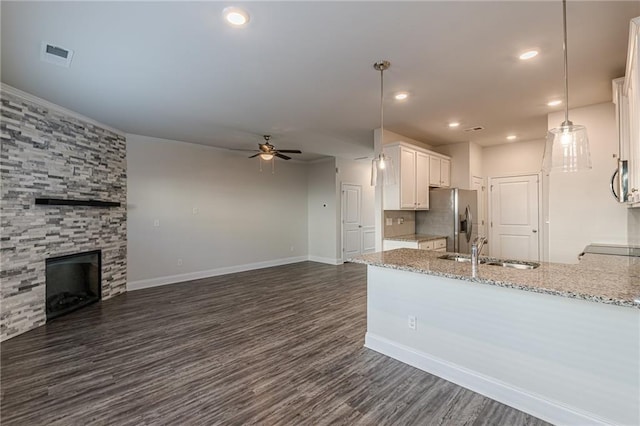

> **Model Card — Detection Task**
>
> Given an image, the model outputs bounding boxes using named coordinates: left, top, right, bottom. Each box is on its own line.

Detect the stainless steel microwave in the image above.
left=611, top=159, right=629, bottom=203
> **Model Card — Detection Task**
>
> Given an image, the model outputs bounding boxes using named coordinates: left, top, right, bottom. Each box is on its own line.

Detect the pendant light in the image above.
left=542, top=0, right=592, bottom=173
left=371, top=60, right=396, bottom=186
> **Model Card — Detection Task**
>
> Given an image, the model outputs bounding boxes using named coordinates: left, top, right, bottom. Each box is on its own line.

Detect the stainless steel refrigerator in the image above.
left=416, top=188, right=478, bottom=254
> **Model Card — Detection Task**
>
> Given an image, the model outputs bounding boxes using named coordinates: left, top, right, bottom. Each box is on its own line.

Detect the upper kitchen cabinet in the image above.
left=383, top=143, right=433, bottom=210
left=616, top=17, right=640, bottom=206
left=429, top=155, right=451, bottom=187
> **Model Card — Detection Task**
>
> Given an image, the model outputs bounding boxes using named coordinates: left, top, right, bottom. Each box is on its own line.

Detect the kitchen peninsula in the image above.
left=350, top=249, right=640, bottom=426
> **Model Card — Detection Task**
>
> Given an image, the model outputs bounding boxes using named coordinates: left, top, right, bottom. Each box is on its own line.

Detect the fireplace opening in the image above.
left=46, top=250, right=101, bottom=320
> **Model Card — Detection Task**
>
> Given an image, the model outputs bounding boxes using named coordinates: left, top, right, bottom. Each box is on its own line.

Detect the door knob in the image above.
left=358, top=225, right=362, bottom=228
left=532, top=229, right=538, bottom=233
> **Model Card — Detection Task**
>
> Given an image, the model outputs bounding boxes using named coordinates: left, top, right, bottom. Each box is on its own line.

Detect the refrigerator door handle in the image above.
left=465, top=206, right=473, bottom=243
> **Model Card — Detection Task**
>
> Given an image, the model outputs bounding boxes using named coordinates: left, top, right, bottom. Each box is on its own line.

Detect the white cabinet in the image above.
left=418, top=238, right=447, bottom=251
left=429, top=156, right=451, bottom=187
left=384, top=238, right=447, bottom=251
left=626, top=18, right=640, bottom=205
left=616, top=18, right=640, bottom=206
left=416, top=152, right=430, bottom=208
left=383, top=145, right=430, bottom=210
left=384, top=239, right=419, bottom=250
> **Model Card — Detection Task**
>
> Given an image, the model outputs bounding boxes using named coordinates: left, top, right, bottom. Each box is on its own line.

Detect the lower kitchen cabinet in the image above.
left=384, top=238, right=447, bottom=252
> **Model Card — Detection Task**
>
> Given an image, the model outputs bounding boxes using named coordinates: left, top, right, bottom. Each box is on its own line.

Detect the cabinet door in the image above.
left=433, top=238, right=447, bottom=250
left=629, top=55, right=640, bottom=201
left=440, top=159, right=451, bottom=187
left=415, top=152, right=430, bottom=209
left=400, top=148, right=417, bottom=209
left=419, top=241, right=434, bottom=250
left=429, top=156, right=442, bottom=186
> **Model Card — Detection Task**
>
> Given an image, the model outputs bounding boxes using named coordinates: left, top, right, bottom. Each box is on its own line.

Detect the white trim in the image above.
left=0, top=83, right=125, bottom=136
left=127, top=256, right=308, bottom=291
left=365, top=333, right=613, bottom=426
left=307, top=255, right=343, bottom=265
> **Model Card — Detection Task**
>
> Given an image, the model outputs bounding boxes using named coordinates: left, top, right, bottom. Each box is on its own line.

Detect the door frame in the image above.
left=487, top=172, right=542, bottom=260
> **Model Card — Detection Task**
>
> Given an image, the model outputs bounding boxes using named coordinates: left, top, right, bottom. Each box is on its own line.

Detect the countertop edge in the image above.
left=384, top=234, right=447, bottom=243
left=349, top=257, right=640, bottom=309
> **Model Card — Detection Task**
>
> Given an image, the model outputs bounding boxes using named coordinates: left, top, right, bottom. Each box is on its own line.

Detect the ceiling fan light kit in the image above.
left=542, top=0, right=592, bottom=173
left=371, top=60, right=396, bottom=187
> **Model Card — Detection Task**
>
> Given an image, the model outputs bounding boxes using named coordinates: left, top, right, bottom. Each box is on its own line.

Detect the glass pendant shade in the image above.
left=542, top=124, right=592, bottom=173
left=371, top=153, right=396, bottom=186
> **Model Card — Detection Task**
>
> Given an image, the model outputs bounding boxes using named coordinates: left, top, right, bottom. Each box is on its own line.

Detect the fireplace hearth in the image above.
left=46, top=250, right=101, bottom=320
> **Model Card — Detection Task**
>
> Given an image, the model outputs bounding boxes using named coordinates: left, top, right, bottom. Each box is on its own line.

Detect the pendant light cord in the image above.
left=380, top=66, right=384, bottom=145
left=562, top=0, right=571, bottom=126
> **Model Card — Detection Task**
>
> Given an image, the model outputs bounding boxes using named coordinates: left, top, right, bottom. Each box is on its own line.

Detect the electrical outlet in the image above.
left=177, top=258, right=183, bottom=266
left=397, top=217, right=404, bottom=225
left=385, top=218, right=393, bottom=226
left=290, top=246, right=295, bottom=252
left=408, top=315, right=417, bottom=330
left=153, top=219, right=160, bottom=227
left=192, top=207, right=198, bottom=215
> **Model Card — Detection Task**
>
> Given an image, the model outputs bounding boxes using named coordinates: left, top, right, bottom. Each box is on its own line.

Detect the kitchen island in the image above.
left=350, top=249, right=639, bottom=426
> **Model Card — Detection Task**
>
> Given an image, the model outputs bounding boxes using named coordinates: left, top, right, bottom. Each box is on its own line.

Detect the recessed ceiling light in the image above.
left=223, top=7, right=250, bottom=26
left=394, top=92, right=409, bottom=101
left=519, top=50, right=539, bottom=60
left=547, top=100, right=562, bottom=106
left=506, top=135, right=517, bottom=141
left=448, top=122, right=460, bottom=128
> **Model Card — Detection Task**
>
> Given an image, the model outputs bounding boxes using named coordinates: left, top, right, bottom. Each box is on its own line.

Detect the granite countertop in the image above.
left=349, top=249, right=640, bottom=309
left=384, top=234, right=447, bottom=243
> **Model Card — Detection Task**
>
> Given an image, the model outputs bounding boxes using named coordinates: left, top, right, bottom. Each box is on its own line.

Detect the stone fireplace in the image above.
left=0, top=85, right=127, bottom=341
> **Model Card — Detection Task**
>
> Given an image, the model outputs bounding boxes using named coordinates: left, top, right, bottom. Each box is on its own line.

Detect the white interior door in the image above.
left=342, top=183, right=362, bottom=260
left=471, top=176, right=486, bottom=239
left=489, top=174, right=540, bottom=261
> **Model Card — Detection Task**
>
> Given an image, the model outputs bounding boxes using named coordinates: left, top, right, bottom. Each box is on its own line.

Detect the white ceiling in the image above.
left=1, top=1, right=638, bottom=160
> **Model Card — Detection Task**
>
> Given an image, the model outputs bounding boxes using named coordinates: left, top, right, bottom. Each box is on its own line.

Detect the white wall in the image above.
left=548, top=102, right=629, bottom=263
left=127, top=134, right=309, bottom=288
left=307, top=159, right=339, bottom=264
left=482, top=139, right=546, bottom=178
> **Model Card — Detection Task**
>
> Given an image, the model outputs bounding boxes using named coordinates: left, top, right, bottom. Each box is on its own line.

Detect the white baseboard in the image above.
left=365, top=333, right=611, bottom=426
left=127, top=256, right=308, bottom=291
left=307, top=255, right=343, bottom=265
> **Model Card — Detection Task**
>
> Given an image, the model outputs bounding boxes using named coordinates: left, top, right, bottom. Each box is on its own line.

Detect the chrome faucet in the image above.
left=471, top=236, right=488, bottom=277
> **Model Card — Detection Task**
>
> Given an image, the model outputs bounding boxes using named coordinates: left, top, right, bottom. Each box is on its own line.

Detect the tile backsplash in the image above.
left=384, top=210, right=416, bottom=238
left=629, top=208, right=640, bottom=245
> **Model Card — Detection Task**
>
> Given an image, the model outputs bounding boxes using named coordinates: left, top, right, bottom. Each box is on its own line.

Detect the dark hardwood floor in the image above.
left=1, top=261, right=549, bottom=425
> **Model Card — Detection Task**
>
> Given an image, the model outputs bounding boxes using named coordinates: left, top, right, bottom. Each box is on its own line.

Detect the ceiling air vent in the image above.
left=40, top=42, right=74, bottom=67
left=463, top=126, right=485, bottom=132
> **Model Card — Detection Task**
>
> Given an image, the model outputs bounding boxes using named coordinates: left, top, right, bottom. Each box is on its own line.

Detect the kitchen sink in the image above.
left=438, top=254, right=473, bottom=263
left=484, top=261, right=540, bottom=270
left=438, top=254, right=540, bottom=269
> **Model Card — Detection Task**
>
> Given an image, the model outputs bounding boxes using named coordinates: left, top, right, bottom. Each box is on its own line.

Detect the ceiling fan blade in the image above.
left=229, top=148, right=259, bottom=152
left=277, top=150, right=302, bottom=154
left=275, top=153, right=291, bottom=160
left=248, top=153, right=261, bottom=158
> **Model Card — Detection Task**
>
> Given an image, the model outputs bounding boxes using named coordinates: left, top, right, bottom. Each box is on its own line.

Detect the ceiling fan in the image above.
left=234, top=135, right=302, bottom=161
